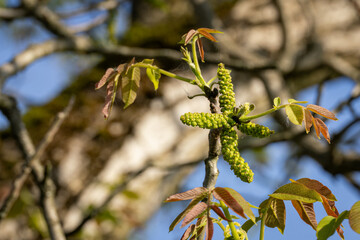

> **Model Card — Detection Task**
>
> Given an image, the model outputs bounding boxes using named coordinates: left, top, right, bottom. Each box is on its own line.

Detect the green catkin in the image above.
left=220, top=128, right=254, bottom=183
left=237, top=122, right=274, bottom=138
left=217, top=63, right=236, bottom=115
left=180, top=112, right=231, bottom=129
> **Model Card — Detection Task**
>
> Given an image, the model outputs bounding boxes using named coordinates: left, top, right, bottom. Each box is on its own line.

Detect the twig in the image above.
left=0, top=96, right=74, bottom=221
left=323, top=53, right=360, bottom=84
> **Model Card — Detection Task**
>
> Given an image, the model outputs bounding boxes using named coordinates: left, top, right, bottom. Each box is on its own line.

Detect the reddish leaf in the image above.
left=185, top=29, right=197, bottom=45
left=292, top=178, right=337, bottom=201
left=210, top=205, right=231, bottom=221
left=165, top=187, right=208, bottom=202
left=181, top=202, right=208, bottom=228
left=169, top=193, right=208, bottom=232
left=206, top=216, right=214, bottom=240
left=181, top=224, right=195, bottom=240
left=190, top=217, right=206, bottom=240
left=224, top=187, right=256, bottom=223
left=313, top=118, right=331, bottom=143
left=197, top=28, right=220, bottom=42
left=213, top=187, right=246, bottom=219
left=291, top=200, right=317, bottom=230
left=116, top=63, right=127, bottom=74
left=321, top=195, right=338, bottom=218
left=102, top=74, right=120, bottom=119
left=303, top=109, right=313, bottom=133
left=196, top=38, right=205, bottom=62
left=95, top=68, right=117, bottom=90
left=306, top=104, right=338, bottom=121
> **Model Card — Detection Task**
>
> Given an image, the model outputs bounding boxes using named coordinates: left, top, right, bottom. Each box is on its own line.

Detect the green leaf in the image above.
left=142, top=59, right=154, bottom=64
left=285, top=104, right=304, bottom=125
left=224, top=187, right=256, bottom=223
left=270, top=182, right=322, bottom=203
left=349, top=200, right=360, bottom=234
left=316, top=211, right=347, bottom=240
left=292, top=178, right=337, bottom=201
left=273, top=97, right=281, bottom=108
left=268, top=198, right=286, bottom=233
left=242, top=217, right=261, bottom=232
left=146, top=67, right=161, bottom=90
left=121, top=66, right=141, bottom=109
left=317, top=216, right=336, bottom=240
left=288, top=99, right=308, bottom=104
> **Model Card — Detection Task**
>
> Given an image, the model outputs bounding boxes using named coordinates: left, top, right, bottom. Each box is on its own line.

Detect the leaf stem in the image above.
left=134, top=63, right=195, bottom=85
left=220, top=201, right=241, bottom=240
left=191, top=37, right=207, bottom=88
left=239, top=105, right=287, bottom=122
left=259, top=212, right=266, bottom=240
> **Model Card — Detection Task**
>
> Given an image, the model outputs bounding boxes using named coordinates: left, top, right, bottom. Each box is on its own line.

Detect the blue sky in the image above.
left=1, top=2, right=359, bottom=240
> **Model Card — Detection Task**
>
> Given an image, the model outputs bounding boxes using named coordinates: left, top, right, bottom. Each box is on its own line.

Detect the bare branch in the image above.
left=0, top=7, right=27, bottom=20
left=323, top=53, right=360, bottom=84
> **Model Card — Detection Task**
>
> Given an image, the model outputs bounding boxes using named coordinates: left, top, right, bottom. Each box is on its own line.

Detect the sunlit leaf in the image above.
left=349, top=201, right=360, bottom=234
left=306, top=104, right=338, bottom=120
left=169, top=193, right=208, bottom=232
left=285, top=104, right=304, bottom=125
left=142, top=59, right=154, bottom=65
left=292, top=178, right=337, bottom=201
left=185, top=29, right=197, bottom=45
left=313, top=118, right=331, bottom=143
left=213, top=187, right=246, bottom=219
left=242, top=217, right=261, bottom=232
left=165, top=187, right=208, bottom=202
left=206, top=216, right=214, bottom=240
left=210, top=205, right=231, bottom=221
left=288, top=99, right=308, bottom=104
left=146, top=67, right=161, bottom=90
left=303, top=109, right=313, bottom=133
left=121, top=66, right=140, bottom=109
left=269, top=182, right=322, bottom=203
left=181, top=202, right=208, bottom=228
left=181, top=224, right=195, bottom=240
left=224, top=187, right=256, bottom=223
left=273, top=97, right=281, bottom=108
left=317, top=216, right=337, bottom=240
left=259, top=198, right=286, bottom=233
left=291, top=200, right=317, bottom=230
left=196, top=38, right=205, bottom=62
left=197, top=28, right=219, bottom=42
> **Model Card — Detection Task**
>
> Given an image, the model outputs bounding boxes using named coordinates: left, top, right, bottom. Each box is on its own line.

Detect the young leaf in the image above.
left=285, top=104, right=304, bottom=125
left=224, top=187, right=256, bottom=223
left=95, top=67, right=117, bottom=90
left=303, top=109, right=313, bottom=133
left=306, top=104, right=338, bottom=120
left=181, top=224, right=195, bottom=240
left=165, top=187, right=208, bottom=202
left=242, top=217, right=261, bottom=232
left=313, top=118, right=331, bottom=143
left=269, top=182, right=322, bottom=203
left=273, top=97, right=281, bottom=108
left=196, top=37, right=205, bottom=62
left=184, top=29, right=197, bottom=45
left=317, top=216, right=337, bottom=240
left=102, top=74, right=120, bottom=119
left=209, top=205, right=231, bottom=221
left=291, top=200, right=317, bottom=230
left=190, top=216, right=206, bottom=240
left=121, top=66, right=141, bottom=109
left=169, top=192, right=208, bottom=232
left=288, top=99, right=308, bottom=104
left=181, top=202, right=208, bottom=228
left=206, top=216, right=214, bottom=240
left=146, top=67, right=161, bottom=90
left=197, top=28, right=221, bottom=42
left=213, top=187, right=246, bottom=219
left=259, top=198, right=286, bottom=233
left=292, top=178, right=337, bottom=201
left=349, top=200, right=360, bottom=234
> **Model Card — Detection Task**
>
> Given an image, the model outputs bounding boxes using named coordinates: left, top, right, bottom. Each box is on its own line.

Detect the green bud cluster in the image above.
left=218, top=63, right=236, bottom=114
left=237, top=122, right=274, bottom=138
left=220, top=128, right=254, bottom=183
left=180, top=112, right=231, bottom=129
